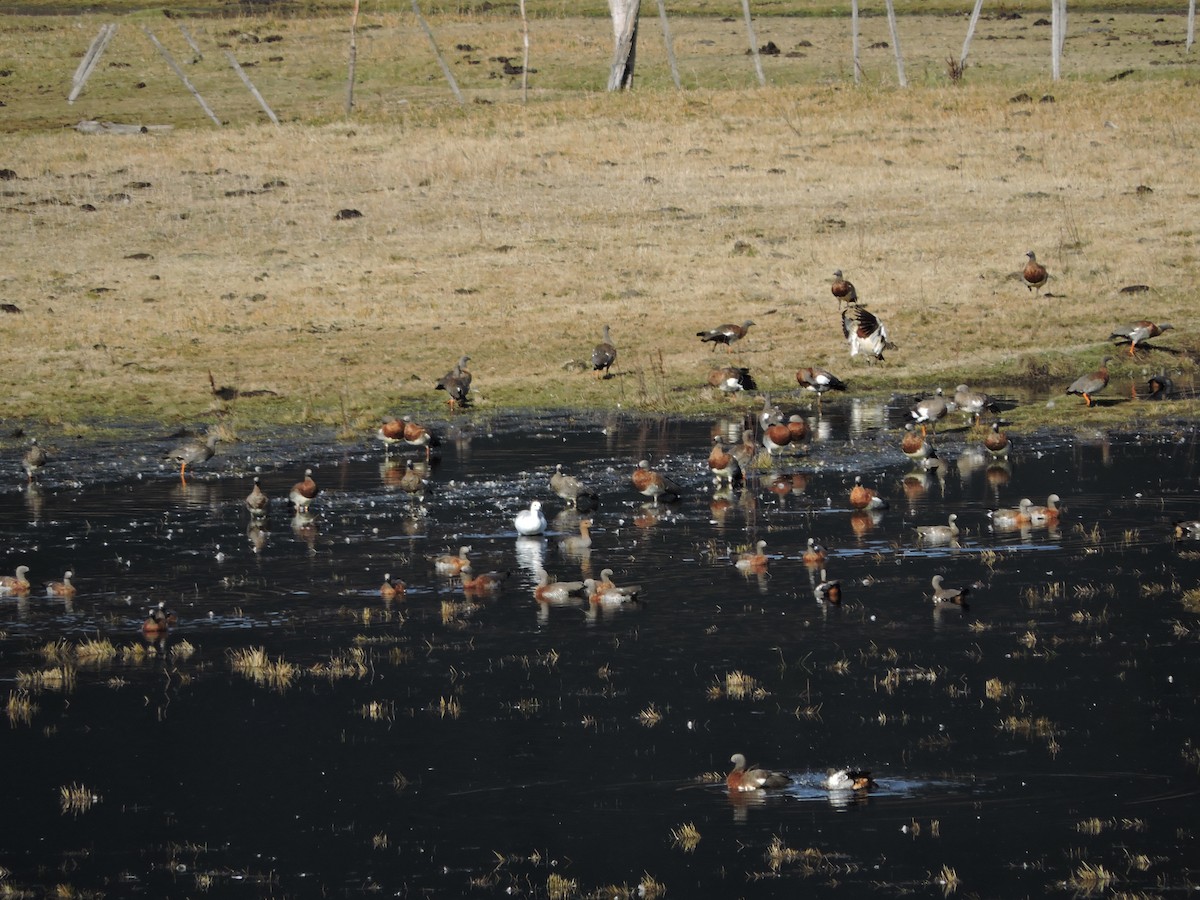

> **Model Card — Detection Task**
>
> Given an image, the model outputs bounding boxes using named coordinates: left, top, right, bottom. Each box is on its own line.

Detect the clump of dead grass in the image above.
left=59, top=783, right=101, bottom=816
left=229, top=646, right=297, bottom=691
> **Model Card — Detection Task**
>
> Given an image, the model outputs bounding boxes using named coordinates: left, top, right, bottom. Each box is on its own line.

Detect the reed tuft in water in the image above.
left=229, top=646, right=298, bottom=691
left=637, top=703, right=662, bottom=727
left=6, top=690, right=38, bottom=728
left=936, top=864, right=960, bottom=894
left=670, top=822, right=701, bottom=853
left=17, top=667, right=77, bottom=694
left=546, top=873, right=577, bottom=900
left=74, top=638, right=117, bottom=663
left=59, top=783, right=101, bottom=816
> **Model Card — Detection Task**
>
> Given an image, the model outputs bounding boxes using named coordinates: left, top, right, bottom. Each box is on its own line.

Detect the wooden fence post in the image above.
left=960, top=0, right=985, bottom=70
left=412, top=0, right=465, bottom=103
left=851, top=0, right=861, bottom=84
left=519, top=0, right=530, bottom=103
left=607, top=0, right=641, bottom=90
left=884, top=0, right=907, bottom=87
left=656, top=0, right=682, bottom=90
left=741, top=0, right=766, bottom=86
left=1188, top=0, right=1195, bottom=51
left=346, top=0, right=359, bottom=115
left=176, top=22, right=203, bottom=60
left=142, top=27, right=222, bottom=125
left=1051, top=0, right=1067, bottom=79
left=225, top=51, right=280, bottom=124
left=69, top=23, right=117, bottom=103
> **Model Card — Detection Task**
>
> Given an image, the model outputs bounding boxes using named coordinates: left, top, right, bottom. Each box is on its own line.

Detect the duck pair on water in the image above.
left=727, top=753, right=875, bottom=793
left=0, top=566, right=75, bottom=598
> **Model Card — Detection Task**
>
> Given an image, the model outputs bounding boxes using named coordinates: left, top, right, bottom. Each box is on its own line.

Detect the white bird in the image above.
left=514, top=500, right=547, bottom=536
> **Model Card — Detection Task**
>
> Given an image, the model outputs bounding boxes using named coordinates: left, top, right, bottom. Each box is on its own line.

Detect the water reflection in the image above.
left=1, top=403, right=1198, bottom=898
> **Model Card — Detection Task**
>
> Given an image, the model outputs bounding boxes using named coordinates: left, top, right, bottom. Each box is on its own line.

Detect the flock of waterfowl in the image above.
left=3, top=250, right=1186, bottom=802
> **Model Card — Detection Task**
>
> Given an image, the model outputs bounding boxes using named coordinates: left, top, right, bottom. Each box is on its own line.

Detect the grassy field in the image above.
left=0, top=3, right=1198, bottom=439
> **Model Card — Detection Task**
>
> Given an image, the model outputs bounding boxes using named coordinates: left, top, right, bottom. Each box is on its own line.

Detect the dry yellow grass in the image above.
left=1, top=10, right=1197, bottom=433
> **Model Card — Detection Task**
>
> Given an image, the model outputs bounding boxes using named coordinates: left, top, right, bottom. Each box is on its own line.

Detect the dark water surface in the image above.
left=2, top=400, right=1198, bottom=898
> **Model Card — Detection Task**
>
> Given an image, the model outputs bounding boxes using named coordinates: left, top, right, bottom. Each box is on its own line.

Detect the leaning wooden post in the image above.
left=883, top=0, right=907, bottom=87
left=740, top=0, right=766, bottom=86
left=412, top=0, right=465, bottom=104
left=851, top=0, right=861, bottom=84
left=960, top=0, right=985, bottom=70
left=518, top=0, right=530, bottom=103
left=225, top=50, right=280, bottom=124
left=69, top=23, right=117, bottom=103
left=655, top=0, right=682, bottom=90
left=176, top=22, right=203, bottom=60
left=1188, top=0, right=1195, bottom=51
left=346, top=0, right=359, bottom=115
left=142, top=27, right=222, bottom=125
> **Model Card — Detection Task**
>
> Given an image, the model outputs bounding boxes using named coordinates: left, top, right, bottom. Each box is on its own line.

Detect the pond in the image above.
left=1, top=397, right=1198, bottom=898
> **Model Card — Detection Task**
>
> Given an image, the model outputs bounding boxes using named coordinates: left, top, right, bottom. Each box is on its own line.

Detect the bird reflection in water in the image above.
left=291, top=511, right=317, bottom=556
left=247, top=520, right=269, bottom=555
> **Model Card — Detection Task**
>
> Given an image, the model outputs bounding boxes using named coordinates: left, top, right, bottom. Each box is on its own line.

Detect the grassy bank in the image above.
left=0, top=9, right=1197, bottom=441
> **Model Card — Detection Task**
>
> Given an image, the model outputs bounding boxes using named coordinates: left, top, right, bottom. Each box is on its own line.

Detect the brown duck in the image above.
left=1022, top=250, right=1048, bottom=294
left=1110, top=321, right=1171, bottom=356
left=727, top=753, right=791, bottom=791
left=1066, top=357, right=1112, bottom=407
left=697, top=320, right=754, bottom=352
left=591, top=325, right=617, bottom=378
left=830, top=269, right=857, bottom=304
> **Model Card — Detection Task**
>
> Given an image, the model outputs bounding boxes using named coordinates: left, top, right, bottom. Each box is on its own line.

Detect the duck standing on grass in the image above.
left=697, top=320, right=754, bottom=352
left=591, top=325, right=617, bottom=378
left=1022, top=250, right=1048, bottom=294
left=435, top=355, right=472, bottom=410
left=1066, top=357, right=1112, bottom=407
